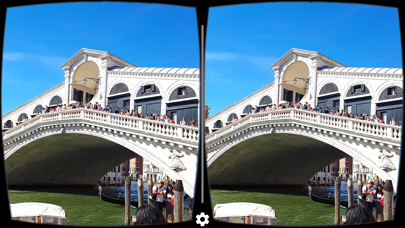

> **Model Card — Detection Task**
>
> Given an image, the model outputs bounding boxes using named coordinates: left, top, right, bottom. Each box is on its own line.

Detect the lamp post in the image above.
left=82, top=77, right=99, bottom=85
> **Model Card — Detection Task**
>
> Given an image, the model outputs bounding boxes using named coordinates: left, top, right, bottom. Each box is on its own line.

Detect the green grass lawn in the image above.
left=211, top=188, right=341, bottom=226
left=8, top=188, right=135, bottom=226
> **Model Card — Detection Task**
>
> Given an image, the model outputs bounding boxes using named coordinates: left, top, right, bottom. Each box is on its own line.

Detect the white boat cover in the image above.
left=213, top=202, right=277, bottom=219
left=10, top=202, right=67, bottom=219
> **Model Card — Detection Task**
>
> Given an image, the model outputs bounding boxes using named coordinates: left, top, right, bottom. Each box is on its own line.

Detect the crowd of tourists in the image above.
left=24, top=101, right=198, bottom=127
left=232, top=101, right=401, bottom=126
left=343, top=181, right=386, bottom=224
left=133, top=181, right=194, bottom=225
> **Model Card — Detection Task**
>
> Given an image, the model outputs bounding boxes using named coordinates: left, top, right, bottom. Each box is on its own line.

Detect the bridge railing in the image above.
left=3, top=108, right=199, bottom=142
left=206, top=108, right=402, bottom=143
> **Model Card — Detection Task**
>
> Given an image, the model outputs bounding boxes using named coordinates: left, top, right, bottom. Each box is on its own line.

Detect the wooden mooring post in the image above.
left=383, top=180, right=393, bottom=221
left=357, top=178, right=363, bottom=204
left=138, top=178, right=144, bottom=208
left=174, top=180, right=184, bottom=223
left=148, top=178, right=153, bottom=204
left=334, top=177, right=341, bottom=225
left=125, top=177, right=131, bottom=225
left=347, top=178, right=354, bottom=208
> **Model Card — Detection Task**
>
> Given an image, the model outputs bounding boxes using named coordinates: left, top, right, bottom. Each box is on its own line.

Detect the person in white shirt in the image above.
left=153, top=181, right=165, bottom=212
left=390, top=117, right=396, bottom=125
left=362, top=181, right=374, bottom=213
left=180, top=117, right=187, bottom=125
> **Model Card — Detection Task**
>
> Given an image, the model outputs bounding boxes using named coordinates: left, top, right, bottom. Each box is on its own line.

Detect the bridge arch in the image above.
left=281, top=61, right=310, bottom=92
left=227, top=113, right=238, bottom=122
left=33, top=104, right=44, bottom=114
left=3, top=120, right=13, bottom=129
left=258, top=95, right=272, bottom=107
left=207, top=126, right=397, bottom=189
left=17, top=113, right=28, bottom=122
left=5, top=123, right=195, bottom=196
left=242, top=104, right=253, bottom=114
left=48, top=95, right=63, bottom=107
left=109, top=82, right=130, bottom=95
left=70, top=61, right=101, bottom=103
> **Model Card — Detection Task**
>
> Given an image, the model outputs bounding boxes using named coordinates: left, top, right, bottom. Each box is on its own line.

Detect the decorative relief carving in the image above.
left=169, top=149, right=186, bottom=171
left=378, top=149, right=396, bottom=171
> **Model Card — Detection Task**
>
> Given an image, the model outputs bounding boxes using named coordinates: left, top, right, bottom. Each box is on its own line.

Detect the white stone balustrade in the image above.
left=3, top=108, right=199, bottom=143
left=206, top=108, right=402, bottom=143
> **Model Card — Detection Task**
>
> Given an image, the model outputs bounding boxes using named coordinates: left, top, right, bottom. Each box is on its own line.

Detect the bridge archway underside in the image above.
left=206, top=110, right=401, bottom=191
left=5, top=134, right=137, bottom=186
left=208, top=133, right=346, bottom=186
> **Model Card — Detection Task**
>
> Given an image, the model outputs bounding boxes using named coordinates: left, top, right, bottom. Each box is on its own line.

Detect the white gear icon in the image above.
left=196, top=212, right=210, bottom=226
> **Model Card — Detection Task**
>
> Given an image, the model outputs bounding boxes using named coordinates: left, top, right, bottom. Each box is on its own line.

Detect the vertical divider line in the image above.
left=200, top=24, right=205, bottom=204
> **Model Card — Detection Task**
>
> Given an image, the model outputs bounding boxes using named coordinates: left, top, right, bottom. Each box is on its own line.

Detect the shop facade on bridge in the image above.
left=2, top=48, right=200, bottom=129
left=206, top=48, right=403, bottom=134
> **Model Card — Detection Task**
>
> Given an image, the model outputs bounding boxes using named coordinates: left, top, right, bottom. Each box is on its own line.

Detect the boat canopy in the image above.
left=10, top=202, right=67, bottom=219
left=213, top=202, right=277, bottom=219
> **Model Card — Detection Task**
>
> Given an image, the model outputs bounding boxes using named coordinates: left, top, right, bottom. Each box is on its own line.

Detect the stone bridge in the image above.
left=206, top=109, right=401, bottom=191
left=3, top=109, right=198, bottom=197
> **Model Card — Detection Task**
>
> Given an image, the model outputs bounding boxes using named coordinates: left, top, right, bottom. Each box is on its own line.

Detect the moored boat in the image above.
left=213, top=202, right=278, bottom=225
left=10, top=202, right=68, bottom=225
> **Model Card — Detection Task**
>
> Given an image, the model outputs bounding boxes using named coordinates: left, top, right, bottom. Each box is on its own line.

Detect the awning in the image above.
left=10, top=202, right=67, bottom=219
left=213, top=202, right=277, bottom=219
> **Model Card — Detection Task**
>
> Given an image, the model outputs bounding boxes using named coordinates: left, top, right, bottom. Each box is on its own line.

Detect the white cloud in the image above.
left=3, top=51, right=66, bottom=68
left=3, top=52, right=28, bottom=61
left=206, top=51, right=277, bottom=73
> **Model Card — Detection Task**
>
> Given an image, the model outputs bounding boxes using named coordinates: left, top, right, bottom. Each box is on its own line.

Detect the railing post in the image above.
left=59, top=112, right=62, bottom=120
left=387, top=126, right=393, bottom=138
left=138, top=120, right=144, bottom=130
left=348, top=119, right=353, bottom=130
left=107, top=114, right=111, bottom=124
left=177, top=126, right=183, bottom=138
left=290, top=109, right=294, bottom=119
left=316, top=114, right=321, bottom=124
left=81, top=109, right=84, bottom=119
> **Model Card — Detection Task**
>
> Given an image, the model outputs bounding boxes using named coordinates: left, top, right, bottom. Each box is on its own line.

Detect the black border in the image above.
left=2, top=1, right=404, bottom=228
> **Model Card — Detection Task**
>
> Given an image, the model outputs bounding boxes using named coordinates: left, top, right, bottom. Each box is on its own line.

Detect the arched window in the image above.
left=4, top=120, right=13, bottom=128
left=259, top=95, right=272, bottom=106
left=319, top=83, right=339, bottom=95
left=18, top=113, right=28, bottom=122
left=346, top=84, right=370, bottom=97
left=110, top=83, right=129, bottom=95
left=169, top=86, right=196, bottom=101
left=243, top=105, right=253, bottom=114
left=213, top=120, right=223, bottom=129
left=136, top=84, right=160, bottom=97
left=33, top=104, right=43, bottom=114
left=228, top=113, right=238, bottom=122
left=50, top=95, right=63, bottom=106
left=379, top=86, right=403, bottom=101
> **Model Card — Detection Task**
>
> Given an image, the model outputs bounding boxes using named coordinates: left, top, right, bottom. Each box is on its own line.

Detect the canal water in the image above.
left=8, top=183, right=191, bottom=226
left=101, top=182, right=191, bottom=210
left=210, top=182, right=394, bottom=226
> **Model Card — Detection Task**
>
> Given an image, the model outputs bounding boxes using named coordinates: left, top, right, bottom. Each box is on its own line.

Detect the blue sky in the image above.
left=205, top=2, right=402, bottom=116
left=2, top=2, right=199, bottom=115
